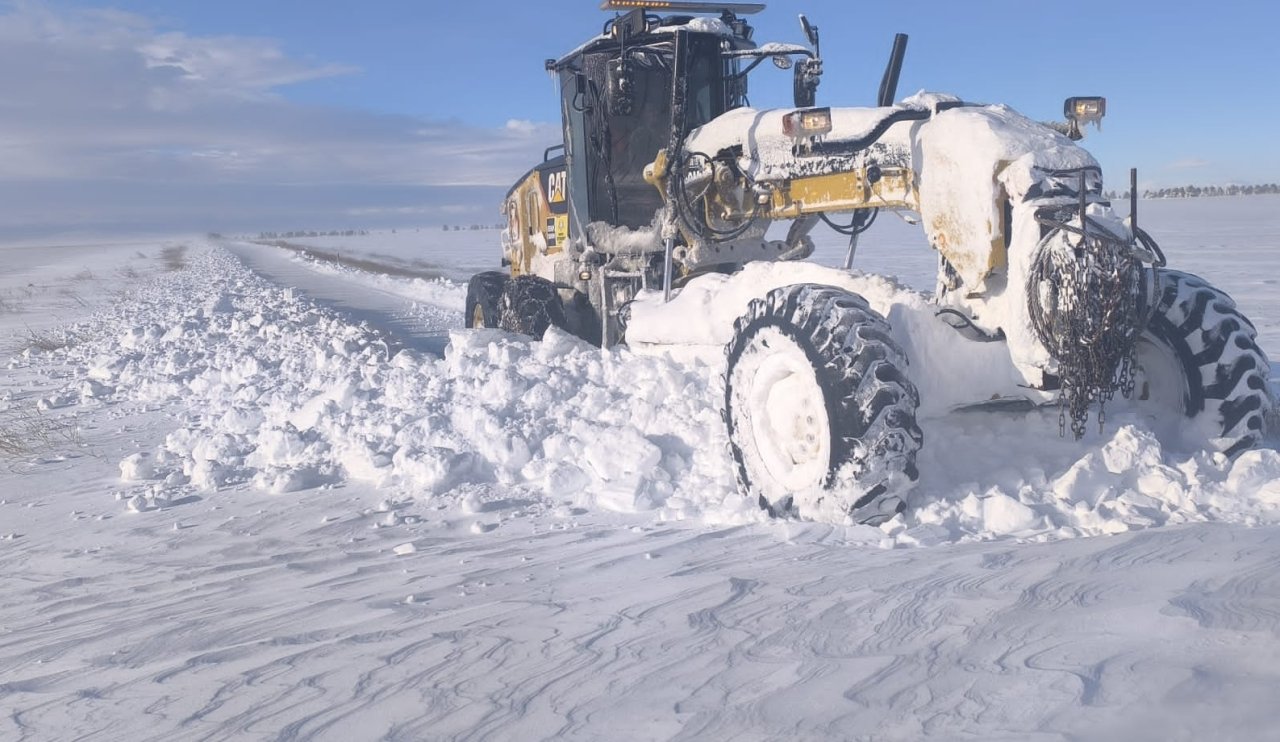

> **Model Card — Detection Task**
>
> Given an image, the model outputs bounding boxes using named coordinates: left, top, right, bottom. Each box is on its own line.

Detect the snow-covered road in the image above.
left=5, top=482, right=1278, bottom=740
left=223, top=240, right=458, bottom=356
left=2, top=198, right=1279, bottom=740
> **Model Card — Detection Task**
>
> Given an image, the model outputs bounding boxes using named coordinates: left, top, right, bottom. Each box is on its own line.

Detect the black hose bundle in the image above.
left=670, top=151, right=759, bottom=243
left=820, top=208, right=878, bottom=236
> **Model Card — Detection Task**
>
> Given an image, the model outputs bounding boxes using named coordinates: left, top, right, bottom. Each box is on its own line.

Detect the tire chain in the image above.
left=1028, top=228, right=1150, bottom=439
left=499, top=276, right=562, bottom=338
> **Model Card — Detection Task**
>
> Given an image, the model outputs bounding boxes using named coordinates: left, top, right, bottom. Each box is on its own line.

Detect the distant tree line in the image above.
left=441, top=224, right=504, bottom=231
left=257, top=229, right=370, bottom=239
left=1103, top=183, right=1280, bottom=200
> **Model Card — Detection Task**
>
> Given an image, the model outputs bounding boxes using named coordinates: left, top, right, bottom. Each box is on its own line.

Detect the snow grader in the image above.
left=466, top=0, right=1274, bottom=523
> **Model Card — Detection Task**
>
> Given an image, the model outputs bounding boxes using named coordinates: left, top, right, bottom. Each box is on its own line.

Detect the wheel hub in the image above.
left=744, top=329, right=832, bottom=492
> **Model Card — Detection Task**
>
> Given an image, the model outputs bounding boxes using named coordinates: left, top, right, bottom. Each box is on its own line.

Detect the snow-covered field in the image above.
left=2, top=196, right=1279, bottom=740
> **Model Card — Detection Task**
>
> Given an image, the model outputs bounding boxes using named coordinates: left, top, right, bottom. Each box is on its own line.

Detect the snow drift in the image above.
left=13, top=241, right=1279, bottom=544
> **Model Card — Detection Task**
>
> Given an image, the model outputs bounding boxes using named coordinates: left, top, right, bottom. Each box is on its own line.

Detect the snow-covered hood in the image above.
left=681, top=92, right=1097, bottom=190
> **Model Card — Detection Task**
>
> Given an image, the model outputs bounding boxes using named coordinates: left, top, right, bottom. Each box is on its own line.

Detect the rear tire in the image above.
left=465, top=271, right=506, bottom=329
left=724, top=283, right=923, bottom=525
left=499, top=275, right=567, bottom=339
left=1138, top=269, right=1272, bottom=456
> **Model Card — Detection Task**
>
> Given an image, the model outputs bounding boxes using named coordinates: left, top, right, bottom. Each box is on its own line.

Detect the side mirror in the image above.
left=570, top=72, right=588, bottom=112
left=607, top=58, right=635, bottom=116
left=793, top=58, right=821, bottom=108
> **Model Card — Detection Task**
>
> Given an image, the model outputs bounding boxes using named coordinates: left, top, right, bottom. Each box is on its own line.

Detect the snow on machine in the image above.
left=465, top=0, right=1274, bottom=523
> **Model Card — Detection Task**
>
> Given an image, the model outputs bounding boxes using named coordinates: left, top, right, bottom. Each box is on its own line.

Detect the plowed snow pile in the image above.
left=17, top=242, right=1279, bottom=544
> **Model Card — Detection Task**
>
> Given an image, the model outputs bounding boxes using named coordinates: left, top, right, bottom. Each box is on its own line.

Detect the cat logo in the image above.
left=547, top=170, right=567, bottom=204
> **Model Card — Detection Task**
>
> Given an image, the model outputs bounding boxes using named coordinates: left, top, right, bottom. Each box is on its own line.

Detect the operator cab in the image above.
left=546, top=3, right=761, bottom=232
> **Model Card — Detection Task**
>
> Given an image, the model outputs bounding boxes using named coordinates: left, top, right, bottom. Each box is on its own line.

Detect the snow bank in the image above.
left=902, top=417, right=1280, bottom=546
left=264, top=228, right=504, bottom=284
left=20, top=242, right=1280, bottom=546
left=277, top=244, right=467, bottom=313
left=33, top=245, right=751, bottom=522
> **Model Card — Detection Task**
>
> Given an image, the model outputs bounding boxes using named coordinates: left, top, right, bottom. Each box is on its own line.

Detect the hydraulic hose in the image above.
left=808, top=101, right=970, bottom=158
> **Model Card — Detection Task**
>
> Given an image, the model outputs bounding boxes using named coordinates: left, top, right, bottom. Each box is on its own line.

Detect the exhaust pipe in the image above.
left=877, top=33, right=908, bottom=107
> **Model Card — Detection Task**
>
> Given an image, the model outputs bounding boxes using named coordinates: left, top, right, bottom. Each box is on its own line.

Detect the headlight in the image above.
left=1064, top=96, right=1106, bottom=127
left=782, top=107, right=833, bottom=139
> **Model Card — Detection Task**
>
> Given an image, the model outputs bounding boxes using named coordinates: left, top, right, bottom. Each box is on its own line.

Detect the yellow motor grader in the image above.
left=466, top=0, right=1273, bottom=523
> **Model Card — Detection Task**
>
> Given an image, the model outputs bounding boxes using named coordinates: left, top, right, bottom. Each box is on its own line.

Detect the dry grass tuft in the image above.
left=23, top=328, right=74, bottom=353
left=161, top=244, right=188, bottom=271
left=57, top=288, right=88, bottom=308
left=0, top=407, right=80, bottom=457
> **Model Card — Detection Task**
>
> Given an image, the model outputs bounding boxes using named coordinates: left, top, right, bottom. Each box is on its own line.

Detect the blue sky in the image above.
left=3, top=0, right=1278, bottom=236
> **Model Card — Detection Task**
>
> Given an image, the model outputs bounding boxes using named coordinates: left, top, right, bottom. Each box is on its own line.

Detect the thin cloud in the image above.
left=504, top=119, right=543, bottom=135
left=139, top=32, right=358, bottom=96
left=0, top=2, right=558, bottom=233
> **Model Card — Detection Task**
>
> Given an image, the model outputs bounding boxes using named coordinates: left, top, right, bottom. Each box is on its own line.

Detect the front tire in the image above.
left=1137, top=269, right=1272, bottom=456
left=724, top=284, right=923, bottom=525
left=499, top=275, right=567, bottom=339
left=465, top=271, right=507, bottom=329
